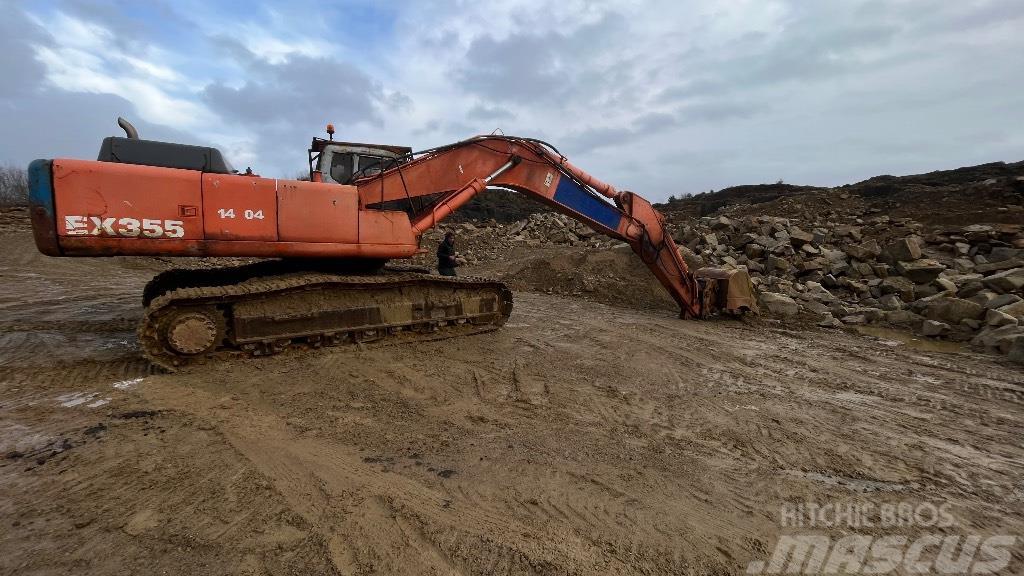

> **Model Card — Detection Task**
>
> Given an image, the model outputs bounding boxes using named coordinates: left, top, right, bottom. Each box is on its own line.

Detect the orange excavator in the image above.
left=28, top=118, right=755, bottom=369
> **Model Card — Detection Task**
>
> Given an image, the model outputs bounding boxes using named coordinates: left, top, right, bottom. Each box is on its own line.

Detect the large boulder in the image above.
left=923, top=297, right=985, bottom=325
left=835, top=224, right=861, bottom=240
left=844, top=240, right=881, bottom=262
left=677, top=246, right=706, bottom=271
left=997, top=300, right=1024, bottom=320
left=896, top=259, right=946, bottom=284
left=921, top=320, right=950, bottom=337
left=986, top=308, right=1018, bottom=328
left=821, top=248, right=848, bottom=264
left=886, top=310, right=923, bottom=325
left=988, top=247, right=1021, bottom=263
left=969, top=291, right=998, bottom=307
left=803, top=281, right=836, bottom=302
left=861, top=307, right=886, bottom=323
left=885, top=238, right=922, bottom=262
left=842, top=279, right=870, bottom=294
left=710, top=216, right=735, bottom=230
left=817, top=314, right=843, bottom=328
left=972, top=324, right=1024, bottom=354
left=756, top=235, right=782, bottom=251
left=986, top=293, right=1022, bottom=309
left=879, top=294, right=904, bottom=311
left=962, top=224, right=993, bottom=242
left=744, top=243, right=765, bottom=259
left=981, top=267, right=1024, bottom=293
left=1009, top=338, right=1024, bottom=364
left=766, top=256, right=792, bottom=273
left=507, top=220, right=528, bottom=235
left=789, top=227, right=815, bottom=246
left=953, top=258, right=975, bottom=273
left=880, top=276, right=916, bottom=301
left=958, top=279, right=986, bottom=297
left=797, top=258, right=825, bottom=273
left=913, top=282, right=940, bottom=299
left=974, top=257, right=1023, bottom=274
left=733, top=233, right=759, bottom=248
left=801, top=300, right=830, bottom=315
left=760, top=292, right=799, bottom=317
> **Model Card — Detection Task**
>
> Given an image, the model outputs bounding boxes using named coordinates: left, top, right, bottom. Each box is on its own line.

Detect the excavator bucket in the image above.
left=693, top=268, right=759, bottom=315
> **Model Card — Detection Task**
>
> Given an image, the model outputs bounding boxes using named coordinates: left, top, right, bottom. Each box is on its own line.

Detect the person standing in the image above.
left=437, top=232, right=458, bottom=276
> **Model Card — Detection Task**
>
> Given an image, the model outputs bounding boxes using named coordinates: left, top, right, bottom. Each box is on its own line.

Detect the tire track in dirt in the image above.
left=138, top=380, right=638, bottom=575
left=4, top=225, right=1024, bottom=574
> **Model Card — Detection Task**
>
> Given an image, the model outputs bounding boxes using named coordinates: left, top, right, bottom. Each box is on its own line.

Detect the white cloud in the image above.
left=31, top=10, right=213, bottom=130
left=231, top=23, right=334, bottom=64
left=4, top=0, right=1023, bottom=199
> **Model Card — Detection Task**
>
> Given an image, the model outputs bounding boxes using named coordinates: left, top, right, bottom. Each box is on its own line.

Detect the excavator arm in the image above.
left=354, top=136, right=718, bottom=318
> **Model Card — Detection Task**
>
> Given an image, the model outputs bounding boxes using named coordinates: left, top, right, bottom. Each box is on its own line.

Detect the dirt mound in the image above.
left=663, top=183, right=821, bottom=217
left=501, top=246, right=677, bottom=311
left=446, top=188, right=547, bottom=223
left=0, top=207, right=30, bottom=235
left=660, top=159, right=1024, bottom=226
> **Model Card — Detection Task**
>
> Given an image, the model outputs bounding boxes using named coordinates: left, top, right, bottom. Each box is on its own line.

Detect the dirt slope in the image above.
left=2, top=227, right=1023, bottom=575
left=660, top=160, right=1024, bottom=225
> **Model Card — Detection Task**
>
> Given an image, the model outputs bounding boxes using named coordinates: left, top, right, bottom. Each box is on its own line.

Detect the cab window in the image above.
left=329, top=153, right=354, bottom=184
left=357, top=155, right=383, bottom=178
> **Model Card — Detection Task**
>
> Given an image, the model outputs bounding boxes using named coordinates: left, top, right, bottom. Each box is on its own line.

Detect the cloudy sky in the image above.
left=2, top=0, right=1022, bottom=200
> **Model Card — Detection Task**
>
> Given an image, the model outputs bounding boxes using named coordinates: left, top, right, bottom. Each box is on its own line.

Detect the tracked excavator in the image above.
left=28, top=118, right=756, bottom=369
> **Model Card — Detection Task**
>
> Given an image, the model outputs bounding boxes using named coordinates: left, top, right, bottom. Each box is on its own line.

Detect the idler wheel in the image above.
left=165, top=311, right=219, bottom=355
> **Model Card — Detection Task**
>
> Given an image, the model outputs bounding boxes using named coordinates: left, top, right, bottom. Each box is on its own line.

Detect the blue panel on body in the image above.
left=27, top=159, right=61, bottom=256
left=28, top=159, right=55, bottom=219
left=552, top=175, right=622, bottom=232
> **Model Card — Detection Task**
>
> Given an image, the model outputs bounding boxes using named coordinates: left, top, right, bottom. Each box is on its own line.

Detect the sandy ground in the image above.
left=1, top=224, right=1023, bottom=575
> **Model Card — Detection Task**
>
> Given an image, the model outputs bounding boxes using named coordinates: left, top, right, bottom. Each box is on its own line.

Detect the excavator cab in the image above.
left=309, top=137, right=411, bottom=185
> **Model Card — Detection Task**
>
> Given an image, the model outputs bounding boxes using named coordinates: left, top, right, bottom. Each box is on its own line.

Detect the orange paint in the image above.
left=202, top=173, right=278, bottom=241
left=277, top=180, right=359, bottom=244
left=57, top=237, right=418, bottom=259
left=358, top=210, right=417, bottom=245
left=53, top=159, right=204, bottom=239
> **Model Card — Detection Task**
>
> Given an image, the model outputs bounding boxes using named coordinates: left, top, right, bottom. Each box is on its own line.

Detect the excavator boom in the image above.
left=354, top=135, right=709, bottom=318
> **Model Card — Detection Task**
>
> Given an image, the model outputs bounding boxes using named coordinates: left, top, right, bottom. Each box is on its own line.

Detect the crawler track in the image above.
left=139, top=268, right=513, bottom=371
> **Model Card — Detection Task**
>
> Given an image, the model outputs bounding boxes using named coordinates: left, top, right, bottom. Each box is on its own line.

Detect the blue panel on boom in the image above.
left=552, top=175, right=622, bottom=231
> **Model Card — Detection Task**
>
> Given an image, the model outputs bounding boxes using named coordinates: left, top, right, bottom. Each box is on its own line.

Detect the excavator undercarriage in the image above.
left=140, top=264, right=513, bottom=370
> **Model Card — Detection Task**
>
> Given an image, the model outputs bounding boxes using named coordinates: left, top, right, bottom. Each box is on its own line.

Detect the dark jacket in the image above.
left=437, top=239, right=457, bottom=270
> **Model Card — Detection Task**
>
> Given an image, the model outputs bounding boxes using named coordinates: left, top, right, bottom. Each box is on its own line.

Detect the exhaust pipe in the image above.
left=117, top=116, right=139, bottom=139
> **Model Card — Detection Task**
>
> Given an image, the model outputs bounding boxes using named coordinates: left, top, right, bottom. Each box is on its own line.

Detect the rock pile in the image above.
left=421, top=213, right=626, bottom=265
left=420, top=206, right=1024, bottom=363
left=670, top=213, right=1024, bottom=362
left=501, top=213, right=624, bottom=248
